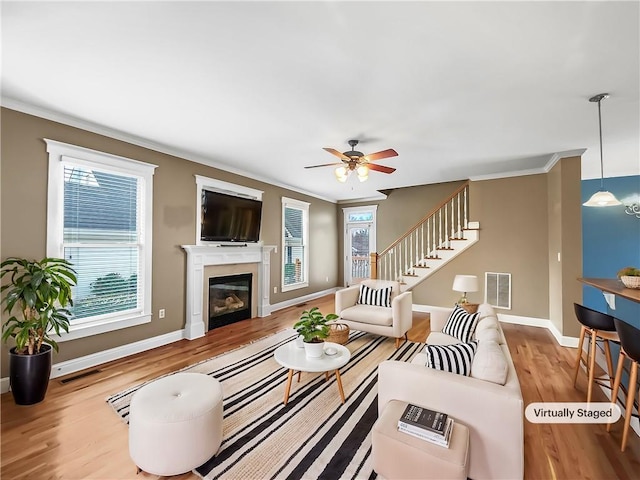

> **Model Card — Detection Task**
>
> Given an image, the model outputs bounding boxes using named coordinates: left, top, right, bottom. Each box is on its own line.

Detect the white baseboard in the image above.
left=497, top=313, right=579, bottom=348
left=2, top=288, right=340, bottom=394
left=412, top=304, right=432, bottom=313
left=1, top=329, right=185, bottom=394
left=413, top=304, right=579, bottom=347
left=270, top=287, right=339, bottom=313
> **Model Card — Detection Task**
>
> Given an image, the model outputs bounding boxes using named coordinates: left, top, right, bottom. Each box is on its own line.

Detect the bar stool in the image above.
left=608, top=318, right=640, bottom=452
left=572, top=303, right=619, bottom=403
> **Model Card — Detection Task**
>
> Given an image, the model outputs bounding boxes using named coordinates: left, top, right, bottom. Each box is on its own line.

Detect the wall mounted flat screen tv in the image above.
left=201, top=190, right=262, bottom=242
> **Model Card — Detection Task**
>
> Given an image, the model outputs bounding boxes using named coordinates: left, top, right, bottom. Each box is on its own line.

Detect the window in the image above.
left=46, top=139, right=157, bottom=341
left=282, top=197, right=309, bottom=292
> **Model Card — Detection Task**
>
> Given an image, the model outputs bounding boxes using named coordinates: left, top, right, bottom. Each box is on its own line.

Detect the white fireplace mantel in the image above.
left=182, top=244, right=276, bottom=339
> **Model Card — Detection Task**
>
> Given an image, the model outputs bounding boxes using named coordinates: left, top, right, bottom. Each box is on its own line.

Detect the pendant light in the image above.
left=583, top=93, right=622, bottom=207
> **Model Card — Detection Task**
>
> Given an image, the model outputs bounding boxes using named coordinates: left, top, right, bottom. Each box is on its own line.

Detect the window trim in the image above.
left=45, top=139, right=157, bottom=341
left=342, top=205, right=377, bottom=286
left=281, top=196, right=310, bottom=292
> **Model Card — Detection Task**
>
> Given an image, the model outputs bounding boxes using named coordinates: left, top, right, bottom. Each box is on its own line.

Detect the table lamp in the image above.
left=452, top=275, right=479, bottom=312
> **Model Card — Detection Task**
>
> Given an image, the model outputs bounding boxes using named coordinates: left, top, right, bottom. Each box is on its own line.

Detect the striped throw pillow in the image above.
left=357, top=284, right=392, bottom=307
left=425, top=342, right=478, bottom=376
left=442, top=305, right=481, bottom=343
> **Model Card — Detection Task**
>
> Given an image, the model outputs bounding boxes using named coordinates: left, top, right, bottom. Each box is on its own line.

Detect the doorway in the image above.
left=343, top=206, right=377, bottom=286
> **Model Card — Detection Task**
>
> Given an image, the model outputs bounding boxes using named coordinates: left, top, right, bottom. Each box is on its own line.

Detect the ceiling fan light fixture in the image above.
left=356, top=165, right=369, bottom=182
left=584, top=93, right=621, bottom=208
left=311, top=139, right=399, bottom=183
left=335, top=166, right=348, bottom=182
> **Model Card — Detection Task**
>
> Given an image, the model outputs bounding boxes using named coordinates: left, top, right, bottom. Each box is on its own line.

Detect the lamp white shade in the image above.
left=583, top=190, right=622, bottom=207
left=452, top=275, right=479, bottom=294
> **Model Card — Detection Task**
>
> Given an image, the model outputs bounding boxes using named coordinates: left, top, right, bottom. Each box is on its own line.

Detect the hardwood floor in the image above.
left=1, top=295, right=638, bottom=479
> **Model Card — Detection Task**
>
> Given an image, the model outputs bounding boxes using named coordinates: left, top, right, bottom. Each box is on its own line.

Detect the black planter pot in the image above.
left=9, top=344, right=53, bottom=405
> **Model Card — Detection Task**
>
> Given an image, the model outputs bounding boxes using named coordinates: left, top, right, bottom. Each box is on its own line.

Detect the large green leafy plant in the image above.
left=293, top=307, right=338, bottom=343
left=1, top=258, right=77, bottom=355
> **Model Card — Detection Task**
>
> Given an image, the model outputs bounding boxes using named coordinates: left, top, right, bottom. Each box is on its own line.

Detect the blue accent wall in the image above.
left=582, top=175, right=640, bottom=328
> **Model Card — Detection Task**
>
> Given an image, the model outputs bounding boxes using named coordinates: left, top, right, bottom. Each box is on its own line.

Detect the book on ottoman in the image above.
left=397, top=403, right=454, bottom=447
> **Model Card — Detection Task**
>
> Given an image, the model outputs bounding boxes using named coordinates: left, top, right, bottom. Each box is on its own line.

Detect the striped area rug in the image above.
left=106, top=329, right=423, bottom=480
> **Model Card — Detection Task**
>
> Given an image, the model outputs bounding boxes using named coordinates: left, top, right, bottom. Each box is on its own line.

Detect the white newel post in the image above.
left=182, top=244, right=276, bottom=340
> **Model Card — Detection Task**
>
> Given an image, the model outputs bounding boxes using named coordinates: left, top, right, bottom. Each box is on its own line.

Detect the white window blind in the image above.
left=63, top=165, right=142, bottom=321
left=282, top=197, right=309, bottom=291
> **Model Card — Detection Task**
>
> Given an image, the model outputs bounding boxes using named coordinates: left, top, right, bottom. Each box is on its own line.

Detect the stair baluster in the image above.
left=371, top=182, right=473, bottom=286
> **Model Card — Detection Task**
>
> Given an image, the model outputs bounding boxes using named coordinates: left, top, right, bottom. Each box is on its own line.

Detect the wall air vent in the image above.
left=485, top=272, right=511, bottom=310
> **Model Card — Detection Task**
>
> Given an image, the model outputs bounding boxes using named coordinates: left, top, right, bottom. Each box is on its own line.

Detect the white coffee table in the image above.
left=274, top=341, right=351, bottom=405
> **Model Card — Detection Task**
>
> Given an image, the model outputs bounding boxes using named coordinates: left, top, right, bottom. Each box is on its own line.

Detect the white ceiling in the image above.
left=2, top=1, right=639, bottom=202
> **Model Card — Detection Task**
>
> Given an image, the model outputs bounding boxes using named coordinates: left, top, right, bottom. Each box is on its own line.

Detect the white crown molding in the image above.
left=543, top=149, right=587, bottom=172
left=1, top=97, right=337, bottom=204
left=337, top=191, right=388, bottom=204
left=469, top=149, right=587, bottom=183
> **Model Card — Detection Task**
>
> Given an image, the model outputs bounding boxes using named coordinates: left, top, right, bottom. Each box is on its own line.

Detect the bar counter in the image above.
left=578, top=277, right=640, bottom=304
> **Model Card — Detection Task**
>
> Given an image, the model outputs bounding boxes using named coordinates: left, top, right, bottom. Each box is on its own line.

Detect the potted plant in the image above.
left=1, top=257, right=76, bottom=405
left=617, top=266, right=640, bottom=289
left=293, top=307, right=338, bottom=358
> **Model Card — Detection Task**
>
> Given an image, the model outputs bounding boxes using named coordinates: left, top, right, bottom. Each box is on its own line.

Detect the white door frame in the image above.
left=342, top=205, right=377, bottom=286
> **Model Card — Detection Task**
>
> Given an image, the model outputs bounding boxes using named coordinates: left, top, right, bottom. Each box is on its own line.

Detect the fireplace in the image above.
left=182, top=244, right=275, bottom=339
left=208, top=273, right=252, bottom=330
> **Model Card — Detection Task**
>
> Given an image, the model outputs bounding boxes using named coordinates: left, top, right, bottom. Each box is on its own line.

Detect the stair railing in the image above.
left=370, top=181, right=470, bottom=282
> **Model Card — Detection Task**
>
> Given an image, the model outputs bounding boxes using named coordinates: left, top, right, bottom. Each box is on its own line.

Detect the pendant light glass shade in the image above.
left=584, top=93, right=621, bottom=207
left=583, top=189, right=622, bottom=207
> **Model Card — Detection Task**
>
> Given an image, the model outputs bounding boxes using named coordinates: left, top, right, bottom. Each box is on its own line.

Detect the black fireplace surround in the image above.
left=208, top=273, right=252, bottom=330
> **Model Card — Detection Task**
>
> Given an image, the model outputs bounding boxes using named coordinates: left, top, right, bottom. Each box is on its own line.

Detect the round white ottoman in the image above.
left=128, top=372, right=223, bottom=476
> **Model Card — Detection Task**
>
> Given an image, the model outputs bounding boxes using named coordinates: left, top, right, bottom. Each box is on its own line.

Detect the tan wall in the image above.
left=548, top=162, right=564, bottom=333
left=548, top=156, right=583, bottom=337
left=411, top=175, right=552, bottom=318
left=0, top=108, right=339, bottom=377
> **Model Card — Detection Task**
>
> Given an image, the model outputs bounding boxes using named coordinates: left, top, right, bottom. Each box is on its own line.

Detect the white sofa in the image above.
left=377, top=303, right=524, bottom=480
left=335, top=280, right=413, bottom=348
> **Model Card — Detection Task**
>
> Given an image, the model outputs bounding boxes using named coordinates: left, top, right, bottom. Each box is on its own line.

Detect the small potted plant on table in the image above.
left=1, top=257, right=76, bottom=405
left=618, top=266, right=640, bottom=289
left=293, top=307, right=338, bottom=358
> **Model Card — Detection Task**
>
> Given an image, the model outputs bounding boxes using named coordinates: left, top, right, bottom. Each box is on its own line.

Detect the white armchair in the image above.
left=335, top=279, right=413, bottom=348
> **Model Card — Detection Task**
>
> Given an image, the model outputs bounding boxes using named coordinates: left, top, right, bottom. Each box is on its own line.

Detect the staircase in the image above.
left=371, top=181, right=479, bottom=291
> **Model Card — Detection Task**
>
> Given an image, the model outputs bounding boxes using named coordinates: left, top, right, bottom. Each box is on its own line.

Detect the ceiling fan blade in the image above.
left=362, top=149, right=398, bottom=162
left=323, top=147, right=351, bottom=161
left=367, top=163, right=396, bottom=174
left=304, top=162, right=344, bottom=169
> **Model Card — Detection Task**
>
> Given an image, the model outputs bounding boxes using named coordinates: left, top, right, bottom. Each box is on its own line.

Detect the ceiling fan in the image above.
left=305, top=139, right=398, bottom=182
